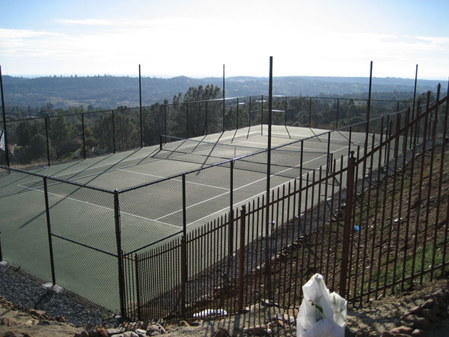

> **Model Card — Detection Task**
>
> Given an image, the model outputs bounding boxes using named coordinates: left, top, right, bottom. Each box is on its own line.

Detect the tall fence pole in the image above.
left=238, top=205, right=246, bottom=313
left=81, top=113, right=86, bottom=160
left=223, top=64, right=226, bottom=133
left=43, top=177, right=56, bottom=285
left=0, top=231, right=3, bottom=262
left=114, top=189, right=126, bottom=318
left=45, top=117, right=51, bottom=167
left=366, top=61, right=373, bottom=138
left=112, top=111, right=117, bottom=154
left=339, top=151, right=355, bottom=297
left=0, top=66, right=10, bottom=168
left=181, top=174, right=187, bottom=318
left=265, top=56, right=273, bottom=300
left=139, top=64, right=143, bottom=148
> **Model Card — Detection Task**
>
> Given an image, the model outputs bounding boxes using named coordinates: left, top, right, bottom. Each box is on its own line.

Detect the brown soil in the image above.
left=1, top=278, right=449, bottom=336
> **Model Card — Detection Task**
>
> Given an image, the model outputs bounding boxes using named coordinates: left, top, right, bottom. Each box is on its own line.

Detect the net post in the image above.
left=43, top=177, right=56, bottom=285
left=159, top=135, right=163, bottom=151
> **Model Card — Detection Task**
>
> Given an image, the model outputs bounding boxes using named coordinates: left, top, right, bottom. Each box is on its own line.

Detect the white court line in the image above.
left=157, top=148, right=335, bottom=224
left=186, top=142, right=361, bottom=227
left=17, top=184, right=182, bottom=230
left=118, top=169, right=229, bottom=191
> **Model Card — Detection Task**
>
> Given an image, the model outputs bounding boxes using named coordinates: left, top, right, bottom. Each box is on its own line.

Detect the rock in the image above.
left=390, top=326, right=413, bottom=334
left=107, top=327, right=126, bottom=335
left=260, top=299, right=278, bottom=307
left=125, top=332, right=140, bottom=337
left=135, top=329, right=147, bottom=337
left=381, top=333, right=395, bottom=337
left=0, top=317, right=18, bottom=326
left=271, top=319, right=285, bottom=328
left=411, top=329, right=428, bottom=336
left=146, top=323, right=166, bottom=334
left=2, top=332, right=19, bottom=337
left=243, top=325, right=272, bottom=336
left=55, top=316, right=66, bottom=322
left=29, top=309, right=49, bottom=319
left=95, top=327, right=109, bottom=337
left=401, top=314, right=431, bottom=330
left=212, top=327, right=231, bottom=337
left=421, top=308, right=439, bottom=322
left=421, top=299, right=436, bottom=310
left=273, top=313, right=296, bottom=324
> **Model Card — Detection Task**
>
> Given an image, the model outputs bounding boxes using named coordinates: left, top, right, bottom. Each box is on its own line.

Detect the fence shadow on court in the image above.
left=123, top=86, right=449, bottom=327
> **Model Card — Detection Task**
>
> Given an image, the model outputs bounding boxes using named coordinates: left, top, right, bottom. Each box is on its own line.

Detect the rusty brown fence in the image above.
left=123, top=85, right=449, bottom=321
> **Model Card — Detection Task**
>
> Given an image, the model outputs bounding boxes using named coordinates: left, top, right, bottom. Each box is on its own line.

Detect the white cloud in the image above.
left=55, top=19, right=114, bottom=26
left=0, top=19, right=448, bottom=80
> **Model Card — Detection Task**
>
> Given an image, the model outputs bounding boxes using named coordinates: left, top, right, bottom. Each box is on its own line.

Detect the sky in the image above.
left=1, top=0, right=448, bottom=80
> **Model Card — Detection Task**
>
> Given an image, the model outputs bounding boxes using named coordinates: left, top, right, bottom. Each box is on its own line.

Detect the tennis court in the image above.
left=0, top=125, right=371, bottom=311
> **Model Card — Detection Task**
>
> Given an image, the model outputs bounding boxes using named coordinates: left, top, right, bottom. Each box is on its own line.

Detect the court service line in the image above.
left=17, top=184, right=181, bottom=230
left=117, top=169, right=229, bottom=191
left=156, top=148, right=335, bottom=224
left=186, top=143, right=359, bottom=227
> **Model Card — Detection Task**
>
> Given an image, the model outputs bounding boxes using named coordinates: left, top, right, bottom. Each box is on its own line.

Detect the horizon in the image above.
left=1, top=0, right=448, bottom=81
left=2, top=73, right=445, bottom=83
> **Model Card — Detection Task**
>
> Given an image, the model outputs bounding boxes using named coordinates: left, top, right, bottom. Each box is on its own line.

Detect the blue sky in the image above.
left=1, top=0, right=448, bottom=80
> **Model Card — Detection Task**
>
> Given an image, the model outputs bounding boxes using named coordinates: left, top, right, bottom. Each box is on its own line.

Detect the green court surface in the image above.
left=0, top=125, right=371, bottom=311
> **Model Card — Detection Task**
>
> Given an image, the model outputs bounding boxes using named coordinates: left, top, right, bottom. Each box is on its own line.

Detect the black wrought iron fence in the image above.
left=124, top=86, right=449, bottom=322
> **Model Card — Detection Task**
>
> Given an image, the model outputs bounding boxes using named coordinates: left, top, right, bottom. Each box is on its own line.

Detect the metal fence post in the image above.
left=81, top=113, right=86, bottom=160
left=134, top=254, right=141, bottom=321
left=309, top=97, right=312, bottom=127
left=238, top=205, right=247, bottom=313
left=114, top=189, right=126, bottom=318
left=181, top=174, right=187, bottom=318
left=336, top=98, right=340, bottom=129
left=0, top=231, right=2, bottom=262
left=0, top=66, right=10, bottom=168
left=45, top=117, right=51, bottom=167
left=43, top=177, right=56, bottom=285
left=112, top=111, right=117, bottom=154
left=339, top=151, right=356, bottom=297
left=139, top=64, right=143, bottom=148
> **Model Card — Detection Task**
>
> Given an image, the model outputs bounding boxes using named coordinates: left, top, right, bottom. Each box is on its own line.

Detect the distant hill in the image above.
left=1, top=75, right=443, bottom=110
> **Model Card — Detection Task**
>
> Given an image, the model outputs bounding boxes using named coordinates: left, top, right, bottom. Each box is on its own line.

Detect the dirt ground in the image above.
left=1, top=277, right=449, bottom=337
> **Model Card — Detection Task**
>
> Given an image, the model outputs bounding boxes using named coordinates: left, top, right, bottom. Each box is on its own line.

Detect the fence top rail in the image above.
left=0, top=165, right=115, bottom=194
left=4, top=92, right=438, bottom=123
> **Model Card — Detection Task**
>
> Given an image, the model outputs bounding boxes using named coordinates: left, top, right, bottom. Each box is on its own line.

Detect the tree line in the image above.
left=1, top=84, right=426, bottom=168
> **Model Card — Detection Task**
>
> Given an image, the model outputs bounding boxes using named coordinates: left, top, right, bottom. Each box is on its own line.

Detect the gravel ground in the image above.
left=0, top=262, right=116, bottom=328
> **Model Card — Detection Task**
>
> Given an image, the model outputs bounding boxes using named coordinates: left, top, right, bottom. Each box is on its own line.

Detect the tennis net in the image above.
left=159, top=135, right=333, bottom=179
